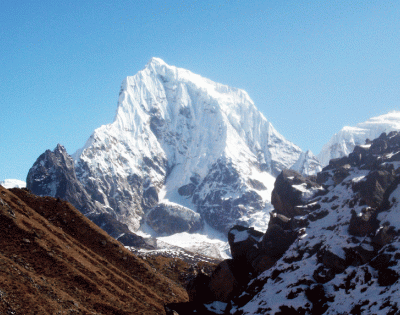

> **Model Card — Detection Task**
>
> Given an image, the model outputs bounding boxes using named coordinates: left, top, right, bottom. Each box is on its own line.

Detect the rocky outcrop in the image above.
left=227, top=131, right=400, bottom=314
left=208, top=260, right=239, bottom=302
left=348, top=208, right=379, bottom=237
left=353, top=169, right=395, bottom=207
left=228, top=225, right=264, bottom=262
left=271, top=169, right=323, bottom=218
left=26, top=144, right=102, bottom=216
left=173, top=222, right=301, bottom=312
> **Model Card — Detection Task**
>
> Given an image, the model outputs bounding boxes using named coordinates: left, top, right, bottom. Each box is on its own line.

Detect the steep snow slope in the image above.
left=318, top=111, right=400, bottom=166
left=72, top=58, right=313, bottom=234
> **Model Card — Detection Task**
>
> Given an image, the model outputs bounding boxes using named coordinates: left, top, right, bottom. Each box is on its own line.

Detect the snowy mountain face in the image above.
left=0, top=179, right=26, bottom=189
left=318, top=111, right=400, bottom=166
left=166, top=131, right=400, bottom=314
left=69, top=57, right=314, bottom=234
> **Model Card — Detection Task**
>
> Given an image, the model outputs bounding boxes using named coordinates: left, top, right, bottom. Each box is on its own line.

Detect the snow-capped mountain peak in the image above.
left=28, top=59, right=320, bottom=259
left=69, top=58, right=316, bottom=234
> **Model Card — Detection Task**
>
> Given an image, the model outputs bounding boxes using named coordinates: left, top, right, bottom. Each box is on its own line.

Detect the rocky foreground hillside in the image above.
left=0, top=186, right=219, bottom=314
left=167, top=131, right=400, bottom=314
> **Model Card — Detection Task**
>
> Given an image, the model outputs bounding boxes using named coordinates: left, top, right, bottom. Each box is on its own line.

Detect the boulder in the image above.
left=146, top=203, right=203, bottom=235
left=353, top=170, right=395, bottom=208
left=348, top=208, right=379, bottom=237
left=208, top=260, right=239, bottom=302
left=320, top=250, right=347, bottom=273
left=332, top=165, right=351, bottom=185
left=228, top=225, right=263, bottom=262
left=370, top=138, right=388, bottom=155
left=271, top=169, right=321, bottom=218
left=261, top=224, right=298, bottom=259
left=268, top=212, right=292, bottom=230
left=187, top=271, right=212, bottom=303
left=372, top=226, right=397, bottom=248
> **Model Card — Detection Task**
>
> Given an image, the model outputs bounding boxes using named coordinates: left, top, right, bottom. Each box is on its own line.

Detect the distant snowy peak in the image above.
left=318, top=111, right=400, bottom=166
left=0, top=179, right=26, bottom=189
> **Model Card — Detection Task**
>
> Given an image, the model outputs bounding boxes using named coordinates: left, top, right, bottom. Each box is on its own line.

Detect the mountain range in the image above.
left=2, top=58, right=400, bottom=314
left=8, top=59, right=400, bottom=259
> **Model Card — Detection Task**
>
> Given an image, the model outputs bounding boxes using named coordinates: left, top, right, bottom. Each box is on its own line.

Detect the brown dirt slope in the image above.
left=0, top=187, right=188, bottom=314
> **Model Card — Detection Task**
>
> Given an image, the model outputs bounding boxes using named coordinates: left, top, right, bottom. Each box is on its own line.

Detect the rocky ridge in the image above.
left=26, top=144, right=158, bottom=249
left=167, top=131, right=400, bottom=314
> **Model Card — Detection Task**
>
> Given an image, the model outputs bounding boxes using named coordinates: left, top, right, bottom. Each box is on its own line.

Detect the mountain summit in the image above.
left=28, top=58, right=320, bottom=239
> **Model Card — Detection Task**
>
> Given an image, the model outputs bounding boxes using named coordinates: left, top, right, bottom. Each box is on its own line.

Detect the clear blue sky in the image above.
left=1, top=0, right=400, bottom=181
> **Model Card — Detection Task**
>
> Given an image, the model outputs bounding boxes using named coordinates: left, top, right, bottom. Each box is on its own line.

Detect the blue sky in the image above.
left=1, top=0, right=399, bottom=181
